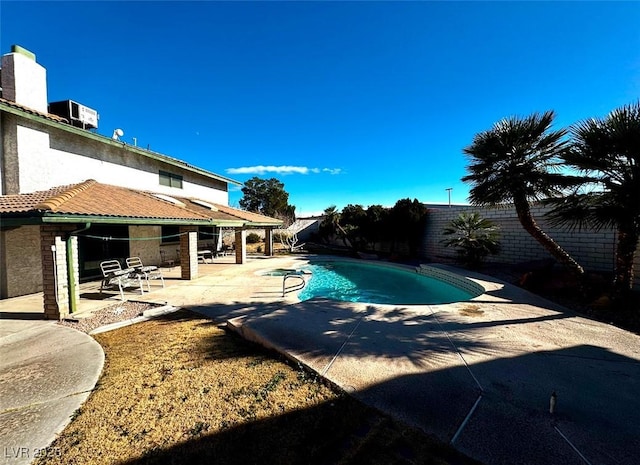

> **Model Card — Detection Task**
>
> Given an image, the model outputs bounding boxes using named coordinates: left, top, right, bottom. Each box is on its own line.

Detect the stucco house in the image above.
left=0, top=45, right=282, bottom=319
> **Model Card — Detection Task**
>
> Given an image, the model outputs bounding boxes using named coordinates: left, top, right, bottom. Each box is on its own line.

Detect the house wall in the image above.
left=1, top=113, right=19, bottom=195
left=422, top=205, right=640, bottom=288
left=2, top=114, right=229, bottom=203
left=129, top=225, right=162, bottom=267
left=0, top=225, right=43, bottom=298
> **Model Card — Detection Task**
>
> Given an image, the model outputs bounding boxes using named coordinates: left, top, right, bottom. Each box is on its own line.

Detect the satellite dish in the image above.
left=112, top=128, right=124, bottom=140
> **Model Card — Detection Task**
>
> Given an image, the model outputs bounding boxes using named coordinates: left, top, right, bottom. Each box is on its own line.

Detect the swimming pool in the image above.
left=296, top=259, right=481, bottom=305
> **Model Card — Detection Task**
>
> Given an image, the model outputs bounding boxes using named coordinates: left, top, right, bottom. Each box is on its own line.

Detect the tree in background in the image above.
left=389, top=198, right=429, bottom=256
left=340, top=204, right=367, bottom=250
left=319, top=201, right=427, bottom=256
left=548, top=101, right=640, bottom=298
left=442, top=212, right=501, bottom=269
left=240, top=177, right=296, bottom=221
left=462, top=111, right=584, bottom=277
left=363, top=205, right=390, bottom=250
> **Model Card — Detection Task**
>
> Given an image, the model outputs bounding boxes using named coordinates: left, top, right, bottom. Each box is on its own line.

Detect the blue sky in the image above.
left=2, top=1, right=639, bottom=216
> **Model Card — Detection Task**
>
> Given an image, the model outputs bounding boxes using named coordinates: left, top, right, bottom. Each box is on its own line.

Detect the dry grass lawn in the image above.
left=36, top=310, right=479, bottom=465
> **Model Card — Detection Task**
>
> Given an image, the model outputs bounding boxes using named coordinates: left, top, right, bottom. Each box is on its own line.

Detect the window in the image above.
left=198, top=226, right=217, bottom=242
left=159, top=170, right=183, bottom=188
left=161, top=225, right=180, bottom=243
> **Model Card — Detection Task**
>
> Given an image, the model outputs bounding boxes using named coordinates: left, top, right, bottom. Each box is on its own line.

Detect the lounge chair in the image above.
left=100, top=260, right=144, bottom=301
left=126, top=257, right=165, bottom=292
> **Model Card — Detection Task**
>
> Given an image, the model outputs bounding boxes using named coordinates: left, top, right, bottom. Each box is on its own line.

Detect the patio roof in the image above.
left=0, top=180, right=282, bottom=228
left=175, top=196, right=284, bottom=227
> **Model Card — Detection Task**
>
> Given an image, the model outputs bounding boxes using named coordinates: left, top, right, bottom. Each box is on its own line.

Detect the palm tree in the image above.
left=442, top=212, right=501, bottom=269
left=319, top=206, right=351, bottom=247
left=548, top=101, right=640, bottom=296
left=462, top=111, right=584, bottom=276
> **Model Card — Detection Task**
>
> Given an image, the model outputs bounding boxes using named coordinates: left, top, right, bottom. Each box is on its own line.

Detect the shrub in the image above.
left=442, top=212, right=500, bottom=269
left=246, top=232, right=262, bottom=244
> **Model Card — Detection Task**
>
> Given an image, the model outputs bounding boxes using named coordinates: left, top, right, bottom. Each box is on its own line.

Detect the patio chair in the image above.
left=197, top=249, right=214, bottom=264
left=126, top=257, right=165, bottom=292
left=160, top=250, right=176, bottom=268
left=100, top=260, right=144, bottom=301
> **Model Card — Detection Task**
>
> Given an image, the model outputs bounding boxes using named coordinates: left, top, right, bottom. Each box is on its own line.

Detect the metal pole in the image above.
left=446, top=188, right=452, bottom=208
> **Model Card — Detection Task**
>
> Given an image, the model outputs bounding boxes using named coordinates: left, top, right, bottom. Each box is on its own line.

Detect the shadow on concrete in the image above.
left=180, top=294, right=639, bottom=465
left=214, top=298, right=571, bottom=364
left=79, top=292, right=114, bottom=301
left=116, top=307, right=640, bottom=465
left=0, top=312, right=44, bottom=320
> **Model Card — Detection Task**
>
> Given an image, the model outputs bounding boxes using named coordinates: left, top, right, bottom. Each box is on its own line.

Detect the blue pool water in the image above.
left=297, top=260, right=475, bottom=305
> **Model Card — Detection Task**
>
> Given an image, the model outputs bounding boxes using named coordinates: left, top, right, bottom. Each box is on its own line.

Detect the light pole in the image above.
left=445, top=188, right=452, bottom=208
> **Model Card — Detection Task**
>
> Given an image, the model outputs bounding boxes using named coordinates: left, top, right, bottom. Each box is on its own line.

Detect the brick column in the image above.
left=235, top=228, right=247, bottom=264
left=180, top=227, right=198, bottom=280
left=40, top=225, right=75, bottom=320
left=264, top=228, right=274, bottom=256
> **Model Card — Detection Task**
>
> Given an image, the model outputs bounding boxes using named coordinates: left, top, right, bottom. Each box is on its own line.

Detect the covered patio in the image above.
left=0, top=180, right=282, bottom=319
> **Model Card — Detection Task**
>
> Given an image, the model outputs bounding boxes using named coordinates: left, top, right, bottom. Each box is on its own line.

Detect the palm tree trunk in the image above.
left=513, top=195, right=585, bottom=276
left=613, top=228, right=639, bottom=297
left=335, top=223, right=353, bottom=249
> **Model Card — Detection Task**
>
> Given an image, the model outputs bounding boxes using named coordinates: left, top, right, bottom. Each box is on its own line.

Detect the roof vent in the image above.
left=191, top=199, right=218, bottom=211
left=152, top=193, right=185, bottom=207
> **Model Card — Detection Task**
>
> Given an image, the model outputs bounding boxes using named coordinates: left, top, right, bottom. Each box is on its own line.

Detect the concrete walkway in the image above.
left=225, top=263, right=640, bottom=465
left=0, top=320, right=104, bottom=465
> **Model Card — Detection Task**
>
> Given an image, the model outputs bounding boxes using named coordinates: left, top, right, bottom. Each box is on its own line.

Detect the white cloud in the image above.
left=226, top=165, right=343, bottom=176
left=226, top=165, right=311, bottom=175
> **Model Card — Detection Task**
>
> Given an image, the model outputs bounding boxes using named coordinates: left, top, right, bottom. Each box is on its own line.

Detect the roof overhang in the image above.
left=0, top=213, right=245, bottom=228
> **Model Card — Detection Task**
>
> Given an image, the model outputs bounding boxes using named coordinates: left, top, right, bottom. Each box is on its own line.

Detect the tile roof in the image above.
left=214, top=203, right=284, bottom=225
left=0, top=185, right=72, bottom=213
left=0, top=181, right=283, bottom=226
left=0, top=97, right=68, bottom=123
left=0, top=180, right=209, bottom=221
left=174, top=196, right=283, bottom=226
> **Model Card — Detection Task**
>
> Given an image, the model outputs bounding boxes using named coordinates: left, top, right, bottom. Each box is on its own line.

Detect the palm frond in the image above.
left=462, top=110, right=570, bottom=206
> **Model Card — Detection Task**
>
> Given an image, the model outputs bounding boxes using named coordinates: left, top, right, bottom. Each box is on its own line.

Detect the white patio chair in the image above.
left=100, top=260, right=144, bottom=301
left=126, top=257, right=165, bottom=292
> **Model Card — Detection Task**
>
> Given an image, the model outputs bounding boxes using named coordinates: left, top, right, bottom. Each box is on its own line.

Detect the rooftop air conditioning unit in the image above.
left=48, top=100, right=99, bottom=130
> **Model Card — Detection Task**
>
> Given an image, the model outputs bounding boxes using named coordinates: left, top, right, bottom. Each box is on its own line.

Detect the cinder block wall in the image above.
left=129, top=226, right=162, bottom=266
left=421, top=204, right=639, bottom=288
left=0, top=225, right=43, bottom=297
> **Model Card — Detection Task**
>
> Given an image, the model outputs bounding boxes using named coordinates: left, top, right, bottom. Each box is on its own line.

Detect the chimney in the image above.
left=1, top=45, right=48, bottom=113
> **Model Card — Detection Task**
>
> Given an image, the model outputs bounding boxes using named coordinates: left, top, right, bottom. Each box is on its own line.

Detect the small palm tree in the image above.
left=548, top=101, right=640, bottom=297
left=442, top=212, right=501, bottom=269
left=319, top=206, right=351, bottom=247
left=462, top=111, right=584, bottom=276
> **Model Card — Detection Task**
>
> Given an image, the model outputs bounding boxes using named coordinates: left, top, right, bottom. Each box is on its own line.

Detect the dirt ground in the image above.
left=37, top=309, right=478, bottom=465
